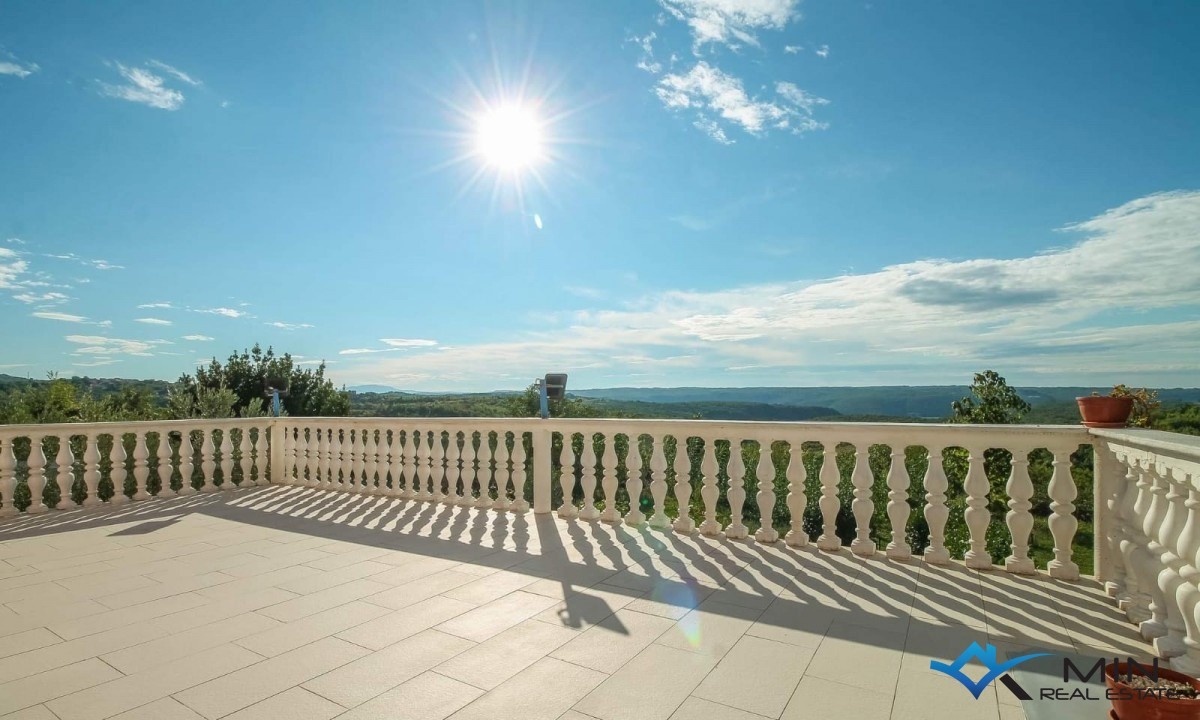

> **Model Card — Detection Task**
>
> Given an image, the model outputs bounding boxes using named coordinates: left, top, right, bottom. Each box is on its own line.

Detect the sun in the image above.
left=475, top=104, right=543, bottom=172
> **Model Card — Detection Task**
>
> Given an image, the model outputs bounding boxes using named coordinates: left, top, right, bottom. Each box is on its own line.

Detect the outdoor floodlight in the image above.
left=536, top=373, right=568, bottom=419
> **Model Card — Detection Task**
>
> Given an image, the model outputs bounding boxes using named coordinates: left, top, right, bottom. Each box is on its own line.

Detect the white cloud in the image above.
left=97, top=320, right=112, bottom=327
left=339, top=348, right=401, bottom=355
left=295, top=359, right=333, bottom=366
left=659, top=0, right=800, bottom=50
left=135, top=317, right=172, bottom=325
left=147, top=60, right=201, bottom=86
left=815, top=44, right=829, bottom=58
left=12, top=291, right=68, bottom=305
left=137, top=302, right=174, bottom=309
left=334, top=190, right=1200, bottom=390
left=65, top=335, right=172, bottom=358
left=657, top=61, right=828, bottom=141
left=73, top=359, right=120, bottom=368
left=89, top=259, right=123, bottom=270
left=98, top=61, right=192, bottom=111
left=631, top=32, right=662, bottom=74
left=267, top=321, right=314, bottom=330
left=379, top=338, right=438, bottom=347
left=32, top=311, right=87, bottom=323
left=182, top=334, right=214, bottom=341
left=783, top=44, right=802, bottom=54
left=0, top=50, right=38, bottom=78
left=198, top=307, right=246, bottom=319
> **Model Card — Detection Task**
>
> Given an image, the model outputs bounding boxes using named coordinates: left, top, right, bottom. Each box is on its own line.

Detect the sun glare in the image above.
left=475, top=105, right=543, bottom=172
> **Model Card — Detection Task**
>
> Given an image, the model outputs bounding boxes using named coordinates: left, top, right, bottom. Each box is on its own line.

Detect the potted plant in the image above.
left=1077, top=385, right=1160, bottom=429
left=1105, top=661, right=1200, bottom=719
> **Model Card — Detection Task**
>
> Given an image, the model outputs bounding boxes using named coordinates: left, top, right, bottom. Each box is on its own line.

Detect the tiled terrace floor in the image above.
left=0, top=486, right=1148, bottom=720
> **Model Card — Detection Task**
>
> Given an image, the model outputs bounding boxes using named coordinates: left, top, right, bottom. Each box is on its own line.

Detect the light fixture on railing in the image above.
left=264, top=377, right=289, bottom=418
left=535, top=373, right=567, bottom=419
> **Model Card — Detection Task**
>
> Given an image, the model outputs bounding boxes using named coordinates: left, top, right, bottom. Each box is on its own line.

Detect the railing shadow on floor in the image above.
left=0, top=485, right=1147, bottom=659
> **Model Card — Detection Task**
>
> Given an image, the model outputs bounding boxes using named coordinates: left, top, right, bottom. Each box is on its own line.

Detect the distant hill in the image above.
left=572, top=386, right=1200, bottom=419
left=347, top=384, right=403, bottom=394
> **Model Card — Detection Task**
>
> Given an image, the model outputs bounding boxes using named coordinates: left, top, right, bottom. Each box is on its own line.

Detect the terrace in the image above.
left=0, top=416, right=1196, bottom=720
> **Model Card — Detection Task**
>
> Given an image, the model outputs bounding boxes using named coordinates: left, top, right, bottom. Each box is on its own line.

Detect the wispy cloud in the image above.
left=660, top=0, right=800, bottom=51
left=0, top=49, right=39, bottom=79
left=137, top=302, right=174, bottom=309
left=66, top=335, right=172, bottom=358
left=198, top=307, right=246, bottom=319
left=783, top=44, right=802, bottom=54
left=815, top=44, right=830, bottom=58
left=379, top=338, right=438, bottom=347
left=12, top=291, right=68, bottom=305
left=32, top=311, right=87, bottom=323
left=98, top=60, right=197, bottom=111
left=135, top=317, right=172, bottom=325
left=339, top=347, right=401, bottom=355
left=630, top=32, right=662, bottom=74
left=334, top=190, right=1200, bottom=389
left=267, top=321, right=314, bottom=330
left=182, top=334, right=214, bottom=341
left=657, top=62, right=828, bottom=142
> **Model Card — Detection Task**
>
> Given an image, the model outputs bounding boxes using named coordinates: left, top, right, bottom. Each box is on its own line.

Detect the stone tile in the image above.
left=101, top=610, right=281, bottom=673
left=175, top=637, right=367, bottom=719
left=235, top=601, right=387, bottom=657
left=550, top=608, right=675, bottom=674
left=900, top=619, right=991, bottom=676
left=623, top=579, right=716, bottom=620
left=780, top=676, right=893, bottom=720
left=222, top=687, right=343, bottom=720
left=46, top=592, right=209, bottom=640
left=257, top=578, right=391, bottom=622
left=890, top=668, right=999, bottom=720
left=196, top=565, right=319, bottom=600
left=442, top=570, right=539, bottom=605
left=108, top=698, right=205, bottom=720
left=693, top=635, right=815, bottom=718
left=47, top=643, right=263, bottom=720
left=449, top=657, right=606, bottom=720
left=277, top=560, right=392, bottom=594
left=0, top=658, right=122, bottom=716
left=0, top=599, right=109, bottom=637
left=0, top=704, right=61, bottom=720
left=531, top=583, right=639, bottom=631
left=805, top=621, right=906, bottom=692
left=0, top=628, right=60, bottom=659
left=656, top=600, right=763, bottom=661
left=574, top=643, right=717, bottom=720
left=370, top=557, right=463, bottom=586
left=669, top=697, right=772, bottom=720
left=364, top=569, right=479, bottom=611
left=303, top=629, right=475, bottom=708
left=336, top=596, right=477, bottom=650
left=436, top=591, right=559, bottom=642
left=744, top=596, right=837, bottom=649
left=335, top=671, right=482, bottom=720
left=437, top=619, right=576, bottom=690
left=93, top=571, right=231, bottom=609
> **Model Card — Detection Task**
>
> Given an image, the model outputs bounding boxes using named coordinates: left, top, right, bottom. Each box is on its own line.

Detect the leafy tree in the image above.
left=951, top=370, right=1031, bottom=424
left=175, top=344, right=348, bottom=418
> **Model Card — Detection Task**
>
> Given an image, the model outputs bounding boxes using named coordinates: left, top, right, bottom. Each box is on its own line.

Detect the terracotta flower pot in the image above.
left=1077, top=396, right=1134, bottom=428
left=1106, top=662, right=1200, bottom=720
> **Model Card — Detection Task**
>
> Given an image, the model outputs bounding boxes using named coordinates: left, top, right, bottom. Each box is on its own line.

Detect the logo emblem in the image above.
left=930, top=642, right=1050, bottom=699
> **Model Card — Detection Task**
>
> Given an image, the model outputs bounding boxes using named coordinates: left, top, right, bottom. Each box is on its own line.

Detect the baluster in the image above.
left=1047, top=446, right=1081, bottom=580
left=156, top=432, right=176, bottom=497
left=383, top=430, right=399, bottom=496
left=303, top=427, right=318, bottom=487
left=785, top=442, right=808, bottom=547
left=600, top=434, right=618, bottom=522
left=110, top=434, right=130, bottom=504
left=314, top=428, right=327, bottom=489
left=1122, top=458, right=1154, bottom=621
left=132, top=432, right=151, bottom=501
left=348, top=429, right=362, bottom=493
left=673, top=437, right=695, bottom=534
left=647, top=436, right=669, bottom=529
left=53, top=433, right=75, bottom=509
left=475, top=432, right=493, bottom=507
left=699, top=438, right=720, bottom=536
left=755, top=441, right=779, bottom=543
left=1100, top=443, right=1128, bottom=598
left=725, top=440, right=748, bottom=539
left=511, top=432, right=529, bottom=512
left=26, top=435, right=48, bottom=513
left=432, top=431, right=447, bottom=502
left=178, top=430, right=196, bottom=495
left=1155, top=466, right=1188, bottom=657
left=82, top=433, right=101, bottom=506
left=962, top=446, right=991, bottom=568
left=849, top=443, right=875, bottom=555
left=281, top=424, right=295, bottom=484
left=411, top=430, right=427, bottom=500
left=493, top=432, right=511, bottom=509
left=238, top=427, right=253, bottom=487
left=1002, top=447, right=1035, bottom=573
left=329, top=428, right=343, bottom=490
left=580, top=435, right=600, bottom=520
left=200, top=429, right=217, bottom=492
left=1139, top=462, right=1170, bottom=639
left=816, top=443, right=840, bottom=551
left=0, top=436, right=16, bottom=516
left=624, top=437, right=645, bottom=526
left=923, top=445, right=950, bottom=564
left=366, top=429, right=380, bottom=494
left=450, top=432, right=465, bottom=503
left=339, top=429, right=354, bottom=491
left=1173, top=481, right=1200, bottom=674
left=558, top=433, right=578, bottom=518
left=885, top=445, right=910, bottom=559
left=218, top=428, right=233, bottom=491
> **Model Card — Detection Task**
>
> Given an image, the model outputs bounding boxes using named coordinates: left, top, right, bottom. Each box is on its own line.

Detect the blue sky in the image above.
left=2, top=0, right=1198, bottom=391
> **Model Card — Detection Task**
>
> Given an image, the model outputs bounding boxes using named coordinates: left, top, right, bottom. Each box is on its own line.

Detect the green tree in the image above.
left=175, top=344, right=348, bottom=418
left=951, top=370, right=1031, bottom=424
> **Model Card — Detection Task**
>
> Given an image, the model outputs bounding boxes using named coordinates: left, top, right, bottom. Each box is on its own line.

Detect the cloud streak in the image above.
left=98, top=60, right=197, bottom=111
